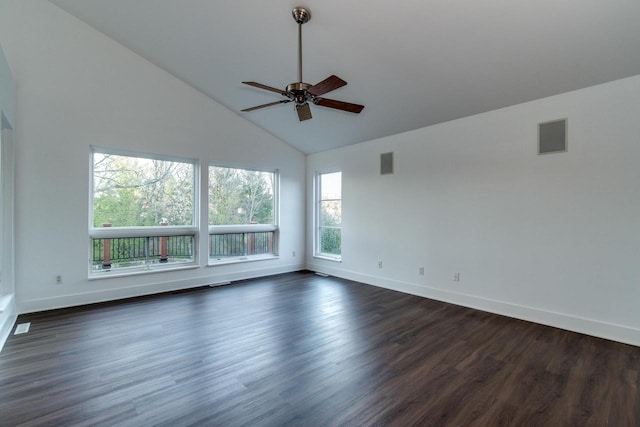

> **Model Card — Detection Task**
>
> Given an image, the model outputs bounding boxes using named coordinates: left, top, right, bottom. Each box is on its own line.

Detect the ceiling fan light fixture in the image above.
left=241, top=6, right=364, bottom=121
left=296, top=103, right=313, bottom=121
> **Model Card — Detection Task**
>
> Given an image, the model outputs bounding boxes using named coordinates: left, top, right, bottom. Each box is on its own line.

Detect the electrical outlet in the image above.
left=55, top=275, right=63, bottom=284
left=378, top=261, right=383, bottom=269
left=453, top=272, right=460, bottom=282
left=419, top=267, right=425, bottom=276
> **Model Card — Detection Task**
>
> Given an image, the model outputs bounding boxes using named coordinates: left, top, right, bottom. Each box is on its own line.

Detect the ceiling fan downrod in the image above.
left=292, top=7, right=311, bottom=84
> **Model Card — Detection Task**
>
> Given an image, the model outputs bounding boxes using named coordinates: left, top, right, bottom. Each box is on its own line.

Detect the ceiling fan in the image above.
left=241, top=6, right=364, bottom=121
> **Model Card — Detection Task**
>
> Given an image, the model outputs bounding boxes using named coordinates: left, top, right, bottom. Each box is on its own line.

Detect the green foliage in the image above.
left=319, top=198, right=342, bottom=255
left=208, top=166, right=274, bottom=225
left=320, top=201, right=341, bottom=227
left=318, top=171, right=342, bottom=255
left=92, top=153, right=194, bottom=227
left=320, top=227, right=341, bottom=255
left=93, top=153, right=274, bottom=224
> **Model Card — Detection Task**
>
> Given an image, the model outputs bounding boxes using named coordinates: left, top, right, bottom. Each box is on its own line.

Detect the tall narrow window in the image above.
left=90, top=148, right=197, bottom=274
left=208, top=165, right=278, bottom=263
left=316, top=171, right=342, bottom=259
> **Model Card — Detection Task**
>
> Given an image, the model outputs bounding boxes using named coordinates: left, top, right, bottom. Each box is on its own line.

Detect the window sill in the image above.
left=208, top=254, right=279, bottom=267
left=88, top=263, right=199, bottom=280
left=313, top=255, right=342, bottom=263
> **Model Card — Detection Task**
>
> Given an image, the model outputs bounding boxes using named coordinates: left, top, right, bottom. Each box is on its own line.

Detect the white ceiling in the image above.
left=49, top=0, right=640, bottom=154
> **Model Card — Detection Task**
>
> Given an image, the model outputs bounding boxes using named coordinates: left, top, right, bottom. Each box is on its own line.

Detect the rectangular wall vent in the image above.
left=380, top=152, right=394, bottom=175
left=538, top=118, right=567, bottom=154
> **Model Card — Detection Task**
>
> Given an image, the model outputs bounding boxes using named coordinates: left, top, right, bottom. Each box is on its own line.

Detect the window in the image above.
left=315, top=171, right=342, bottom=259
left=208, top=165, right=278, bottom=263
left=89, top=148, right=197, bottom=274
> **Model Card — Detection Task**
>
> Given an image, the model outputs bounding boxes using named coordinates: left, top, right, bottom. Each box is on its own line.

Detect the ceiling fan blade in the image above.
left=314, top=98, right=364, bottom=114
left=307, top=75, right=347, bottom=96
left=296, top=103, right=312, bottom=121
left=242, top=81, right=288, bottom=96
left=241, top=99, right=292, bottom=112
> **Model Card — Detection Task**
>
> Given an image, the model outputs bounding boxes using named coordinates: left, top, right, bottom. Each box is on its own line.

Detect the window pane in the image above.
left=209, top=232, right=274, bottom=259
left=91, top=235, right=195, bottom=271
left=209, top=166, right=274, bottom=225
left=320, top=200, right=341, bottom=226
left=92, top=153, right=194, bottom=227
left=321, top=172, right=341, bottom=200
left=320, top=228, right=341, bottom=255
left=317, top=171, right=342, bottom=257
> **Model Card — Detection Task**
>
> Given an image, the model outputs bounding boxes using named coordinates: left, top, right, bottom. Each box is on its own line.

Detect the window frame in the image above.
left=207, top=163, right=279, bottom=265
left=314, top=169, right=342, bottom=261
left=88, top=146, right=199, bottom=277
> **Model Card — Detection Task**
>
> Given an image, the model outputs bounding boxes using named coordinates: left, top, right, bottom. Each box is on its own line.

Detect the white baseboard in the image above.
left=18, top=264, right=304, bottom=314
left=308, top=263, right=640, bottom=347
left=0, top=294, right=17, bottom=352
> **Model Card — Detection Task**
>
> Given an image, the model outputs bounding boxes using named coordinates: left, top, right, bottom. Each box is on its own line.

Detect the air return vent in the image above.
left=14, top=323, right=30, bottom=335
left=538, top=119, right=567, bottom=155
left=380, top=152, right=394, bottom=175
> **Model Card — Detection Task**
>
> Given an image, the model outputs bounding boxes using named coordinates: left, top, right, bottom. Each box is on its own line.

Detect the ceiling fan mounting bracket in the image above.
left=292, top=7, right=311, bottom=25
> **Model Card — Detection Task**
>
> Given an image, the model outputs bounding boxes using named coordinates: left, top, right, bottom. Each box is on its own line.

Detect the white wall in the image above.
left=0, top=1, right=306, bottom=313
left=308, top=75, right=640, bottom=346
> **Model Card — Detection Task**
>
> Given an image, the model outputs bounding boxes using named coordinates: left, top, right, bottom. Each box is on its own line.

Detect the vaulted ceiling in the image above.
left=49, top=0, right=640, bottom=154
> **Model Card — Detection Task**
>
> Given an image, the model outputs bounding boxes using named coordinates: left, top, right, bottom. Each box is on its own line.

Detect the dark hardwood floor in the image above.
left=1, top=271, right=639, bottom=426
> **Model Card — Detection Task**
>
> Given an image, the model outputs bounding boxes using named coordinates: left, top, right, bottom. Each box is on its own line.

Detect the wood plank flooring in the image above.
left=1, top=271, right=639, bottom=426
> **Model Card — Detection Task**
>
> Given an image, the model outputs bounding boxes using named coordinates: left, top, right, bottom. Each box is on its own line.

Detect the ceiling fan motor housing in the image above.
left=287, top=82, right=312, bottom=105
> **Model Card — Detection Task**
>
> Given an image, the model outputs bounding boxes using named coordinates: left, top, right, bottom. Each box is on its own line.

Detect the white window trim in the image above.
left=208, top=253, right=280, bottom=267
left=89, top=147, right=199, bottom=277
left=89, top=146, right=200, bottom=229
left=90, top=225, right=198, bottom=239
left=89, top=263, right=199, bottom=280
left=313, top=254, right=342, bottom=263
left=207, top=165, right=279, bottom=265
left=90, top=145, right=198, bottom=164
left=208, top=224, right=277, bottom=235
left=314, top=169, right=342, bottom=260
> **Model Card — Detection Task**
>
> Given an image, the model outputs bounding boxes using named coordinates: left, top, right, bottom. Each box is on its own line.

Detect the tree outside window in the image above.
left=208, top=166, right=274, bottom=226
left=93, top=153, right=194, bottom=227
left=90, top=149, right=197, bottom=273
left=208, top=165, right=278, bottom=261
left=317, top=171, right=341, bottom=258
